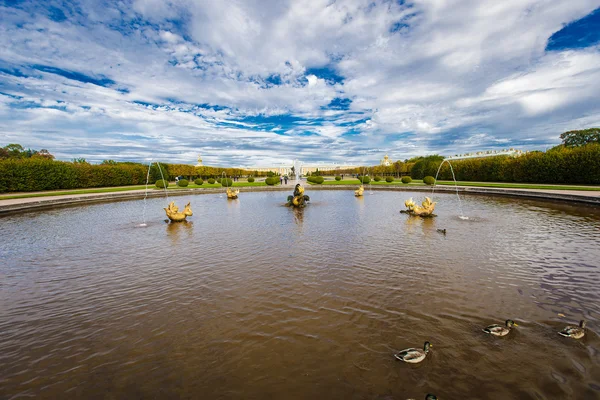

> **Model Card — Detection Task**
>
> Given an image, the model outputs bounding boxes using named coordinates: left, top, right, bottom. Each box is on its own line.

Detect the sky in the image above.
left=1, top=0, right=599, bottom=166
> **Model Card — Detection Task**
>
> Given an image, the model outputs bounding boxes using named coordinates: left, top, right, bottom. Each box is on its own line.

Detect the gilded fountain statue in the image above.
left=401, top=197, right=436, bottom=217
left=164, top=201, right=193, bottom=222
left=287, top=183, right=310, bottom=208
left=226, top=187, right=239, bottom=199
left=354, top=185, right=364, bottom=197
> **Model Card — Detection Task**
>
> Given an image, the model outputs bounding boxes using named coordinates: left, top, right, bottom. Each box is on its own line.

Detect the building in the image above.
left=380, top=154, right=392, bottom=166
left=196, top=154, right=203, bottom=167
left=445, top=148, right=526, bottom=160
left=246, top=161, right=359, bottom=176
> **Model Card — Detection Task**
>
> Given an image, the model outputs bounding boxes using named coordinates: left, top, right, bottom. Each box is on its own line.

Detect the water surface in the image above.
left=1, top=190, right=599, bottom=399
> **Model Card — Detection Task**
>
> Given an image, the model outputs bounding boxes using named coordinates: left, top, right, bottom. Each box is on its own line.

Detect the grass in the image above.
left=313, top=179, right=424, bottom=186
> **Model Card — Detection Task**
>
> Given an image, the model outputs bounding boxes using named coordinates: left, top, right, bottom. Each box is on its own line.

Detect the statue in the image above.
left=401, top=197, right=436, bottom=217
left=164, top=201, right=193, bottom=222
left=287, top=183, right=310, bottom=208
left=226, top=187, right=239, bottom=199
left=354, top=185, right=364, bottom=197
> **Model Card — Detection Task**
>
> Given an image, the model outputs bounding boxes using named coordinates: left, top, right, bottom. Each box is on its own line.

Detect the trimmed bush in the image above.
left=374, top=176, right=382, bottom=182
left=313, top=176, right=324, bottom=184
left=357, top=175, right=371, bottom=184
left=177, top=179, right=189, bottom=187
left=194, top=178, right=203, bottom=185
left=423, top=176, right=436, bottom=185
left=247, top=177, right=255, bottom=183
left=221, top=178, right=233, bottom=187
left=401, top=176, right=412, bottom=184
left=265, top=177, right=278, bottom=185
left=207, top=178, right=215, bottom=184
left=386, top=176, right=394, bottom=183
left=216, top=177, right=222, bottom=183
left=155, top=179, right=169, bottom=189
left=335, top=176, right=341, bottom=181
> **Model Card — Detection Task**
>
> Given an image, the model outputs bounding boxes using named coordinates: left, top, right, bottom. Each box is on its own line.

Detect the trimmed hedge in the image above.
left=194, top=178, right=203, bottom=185
left=385, top=176, right=394, bottom=183
left=177, top=179, right=189, bottom=187
left=155, top=179, right=169, bottom=189
left=335, top=176, right=342, bottom=181
left=221, top=178, right=233, bottom=187
left=374, top=176, right=382, bottom=182
left=357, top=175, right=371, bottom=184
left=423, top=176, right=436, bottom=185
left=401, top=176, right=412, bottom=184
left=216, top=177, right=222, bottom=183
left=433, top=144, right=600, bottom=184
left=265, top=177, right=278, bottom=185
left=307, top=176, right=324, bottom=184
left=207, top=178, right=216, bottom=184
left=247, top=177, right=255, bottom=183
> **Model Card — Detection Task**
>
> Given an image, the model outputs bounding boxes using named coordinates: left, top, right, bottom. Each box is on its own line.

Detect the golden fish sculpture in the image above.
left=355, top=185, right=364, bottom=197
left=402, top=197, right=436, bottom=217
left=164, top=201, right=193, bottom=222
left=287, top=183, right=310, bottom=208
left=226, top=187, right=239, bottom=199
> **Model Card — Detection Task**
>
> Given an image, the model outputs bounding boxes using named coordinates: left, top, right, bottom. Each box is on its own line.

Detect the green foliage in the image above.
left=207, top=178, right=216, bottom=184
left=385, top=176, right=394, bottom=183
left=155, top=179, right=169, bottom=189
left=357, top=175, right=371, bottom=184
left=307, top=176, right=324, bottom=184
left=267, top=171, right=276, bottom=177
left=410, top=155, right=444, bottom=179
left=221, top=178, right=233, bottom=187
left=560, top=128, right=600, bottom=147
left=265, top=177, right=278, bottom=185
left=423, top=176, right=436, bottom=185
left=216, top=177, right=222, bottom=183
left=401, top=176, right=412, bottom=184
left=177, top=179, right=189, bottom=187
left=149, top=163, right=169, bottom=183
left=335, top=176, right=342, bottom=181
left=374, top=176, right=382, bottom=181
left=247, top=177, right=255, bottom=183
left=194, top=178, right=203, bottom=185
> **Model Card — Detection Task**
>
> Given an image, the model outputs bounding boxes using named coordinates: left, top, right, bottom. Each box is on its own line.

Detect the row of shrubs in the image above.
left=414, top=144, right=600, bottom=184
left=0, top=158, right=167, bottom=192
left=156, top=177, right=237, bottom=188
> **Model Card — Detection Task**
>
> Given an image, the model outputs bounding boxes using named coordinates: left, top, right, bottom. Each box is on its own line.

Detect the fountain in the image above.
left=142, top=161, right=173, bottom=225
left=164, top=201, right=193, bottom=222
left=401, top=197, right=436, bottom=217
left=287, top=183, right=310, bottom=207
left=432, top=159, right=467, bottom=219
left=222, top=172, right=239, bottom=199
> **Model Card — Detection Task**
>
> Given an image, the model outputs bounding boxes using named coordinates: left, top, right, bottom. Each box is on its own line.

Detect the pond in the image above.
left=1, top=190, right=599, bottom=399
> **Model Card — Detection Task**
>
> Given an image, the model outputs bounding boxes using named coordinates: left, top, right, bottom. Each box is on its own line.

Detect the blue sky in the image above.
left=0, top=0, right=599, bottom=166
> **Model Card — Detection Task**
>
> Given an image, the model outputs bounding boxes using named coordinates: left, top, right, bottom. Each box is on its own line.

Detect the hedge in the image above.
left=177, top=179, right=189, bottom=187
left=433, top=144, right=600, bottom=184
left=385, top=176, right=394, bottom=183
left=194, top=178, right=203, bottom=185
left=265, top=177, right=278, bottom=185
left=248, top=177, right=255, bottom=183
left=0, top=158, right=153, bottom=193
left=221, top=178, right=233, bottom=187
left=401, top=176, right=412, bottom=184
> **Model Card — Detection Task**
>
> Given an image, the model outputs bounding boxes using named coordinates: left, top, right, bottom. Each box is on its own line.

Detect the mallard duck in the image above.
left=395, top=341, right=432, bottom=363
left=558, top=320, right=586, bottom=339
left=483, top=319, right=517, bottom=336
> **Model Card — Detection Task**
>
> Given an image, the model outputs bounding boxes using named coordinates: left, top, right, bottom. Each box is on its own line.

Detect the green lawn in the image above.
left=0, top=185, right=150, bottom=200
left=313, top=179, right=424, bottom=186
left=167, top=181, right=269, bottom=189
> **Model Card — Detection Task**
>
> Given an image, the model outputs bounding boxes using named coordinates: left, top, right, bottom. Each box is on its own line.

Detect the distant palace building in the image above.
left=247, top=161, right=359, bottom=175
left=445, top=148, right=526, bottom=160
left=196, top=154, right=203, bottom=167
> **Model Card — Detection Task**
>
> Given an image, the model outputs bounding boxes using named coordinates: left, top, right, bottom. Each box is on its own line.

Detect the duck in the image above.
left=407, top=395, right=437, bottom=400
left=436, top=229, right=446, bottom=234
left=395, top=341, right=432, bottom=363
left=483, top=319, right=517, bottom=336
left=558, top=320, right=586, bottom=339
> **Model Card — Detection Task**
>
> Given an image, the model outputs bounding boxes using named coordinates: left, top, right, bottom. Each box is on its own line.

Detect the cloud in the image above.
left=0, top=0, right=599, bottom=165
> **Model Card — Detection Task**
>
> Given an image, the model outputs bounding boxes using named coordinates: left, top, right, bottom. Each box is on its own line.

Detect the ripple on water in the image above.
left=0, top=191, right=599, bottom=399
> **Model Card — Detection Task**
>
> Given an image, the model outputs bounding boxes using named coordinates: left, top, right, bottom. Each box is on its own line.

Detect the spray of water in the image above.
left=432, top=159, right=467, bottom=219
left=140, top=161, right=151, bottom=226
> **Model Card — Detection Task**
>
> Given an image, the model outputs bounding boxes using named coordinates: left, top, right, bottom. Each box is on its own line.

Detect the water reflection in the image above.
left=0, top=191, right=599, bottom=399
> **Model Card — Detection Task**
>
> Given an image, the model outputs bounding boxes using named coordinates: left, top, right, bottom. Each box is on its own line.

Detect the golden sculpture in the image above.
left=402, top=197, right=436, bottom=217
left=355, top=185, right=364, bottom=197
left=226, top=187, right=239, bottom=199
left=287, top=183, right=310, bottom=207
left=164, top=201, right=193, bottom=222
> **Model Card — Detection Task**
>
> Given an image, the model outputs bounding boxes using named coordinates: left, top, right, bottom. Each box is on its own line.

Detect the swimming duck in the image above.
left=558, top=320, right=586, bottom=339
left=436, top=229, right=446, bottom=234
left=483, top=319, right=517, bottom=336
left=395, top=341, right=432, bottom=363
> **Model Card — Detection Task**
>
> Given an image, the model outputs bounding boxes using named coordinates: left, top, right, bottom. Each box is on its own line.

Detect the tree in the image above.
left=101, top=159, right=118, bottom=164
left=32, top=149, right=54, bottom=159
left=560, top=128, right=600, bottom=147
left=4, top=144, right=24, bottom=158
